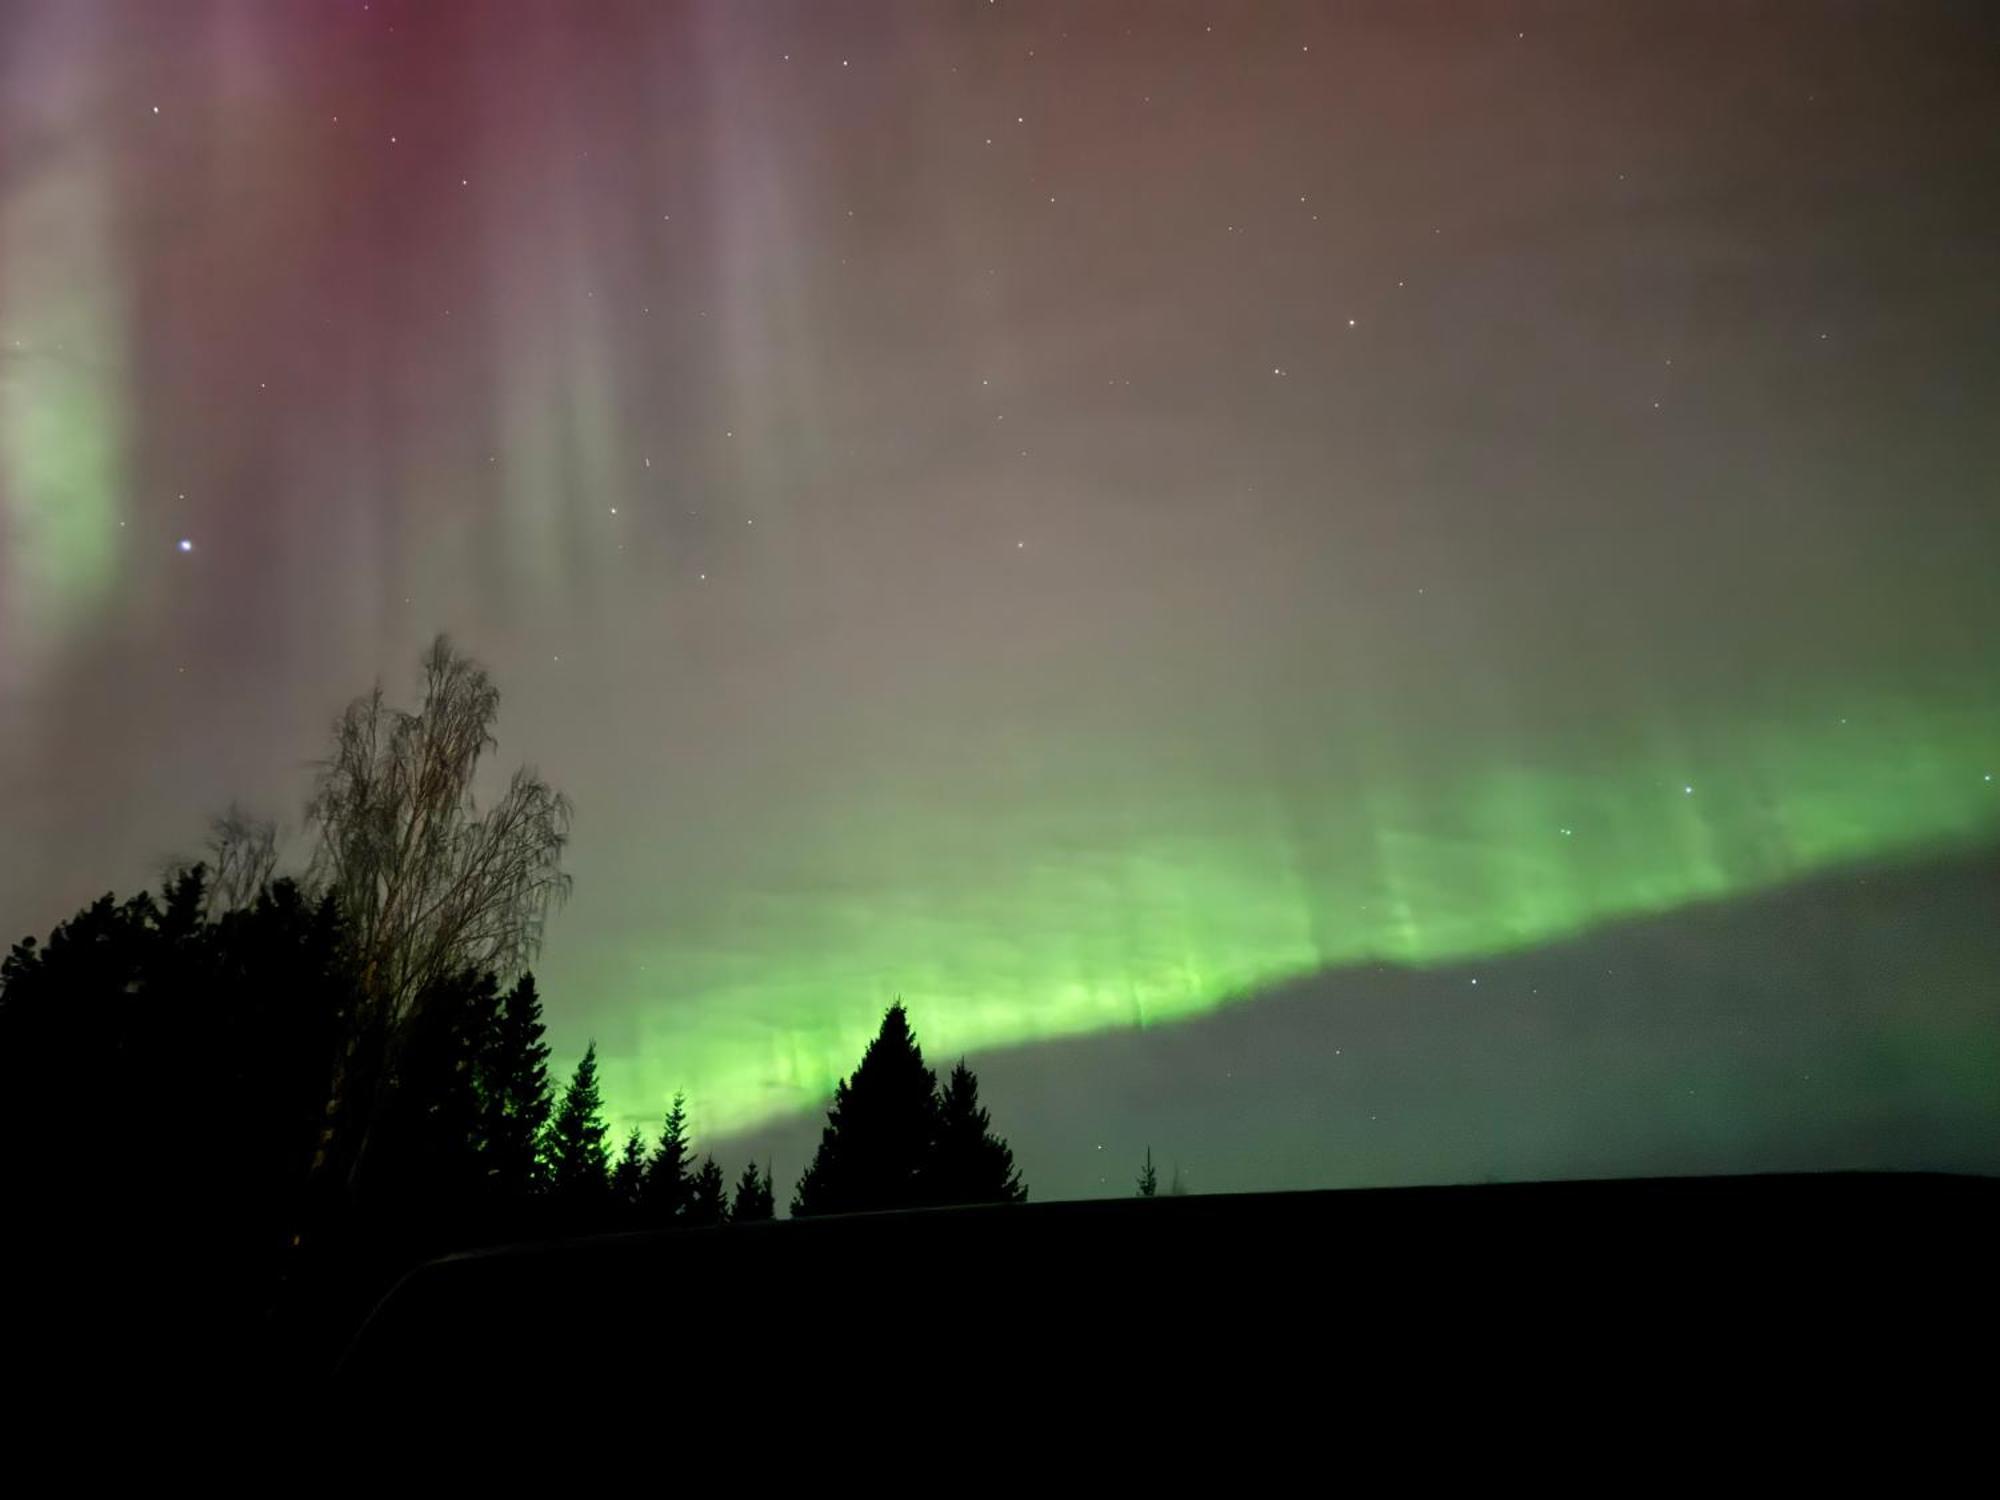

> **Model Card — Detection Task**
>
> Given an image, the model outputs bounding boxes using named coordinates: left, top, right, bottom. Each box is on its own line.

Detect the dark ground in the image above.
left=336, top=1172, right=1993, bottom=1425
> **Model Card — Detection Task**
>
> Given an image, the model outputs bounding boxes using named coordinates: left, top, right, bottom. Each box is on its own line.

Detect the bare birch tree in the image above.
left=296, top=635, right=572, bottom=1206
left=203, top=805, right=280, bottom=914
left=305, top=634, right=572, bottom=1029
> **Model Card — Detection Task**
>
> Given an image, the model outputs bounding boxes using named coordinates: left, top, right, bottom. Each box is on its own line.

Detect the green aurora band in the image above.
left=2, top=4, right=1994, bottom=1167
left=0, top=139, right=127, bottom=688
left=581, top=685, right=1998, bottom=1141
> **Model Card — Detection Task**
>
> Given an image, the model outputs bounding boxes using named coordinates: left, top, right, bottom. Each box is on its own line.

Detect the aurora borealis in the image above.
left=3, top=3, right=1996, bottom=1193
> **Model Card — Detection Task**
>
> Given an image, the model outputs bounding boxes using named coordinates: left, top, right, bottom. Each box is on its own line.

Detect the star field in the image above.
left=2, top=2, right=1997, bottom=1190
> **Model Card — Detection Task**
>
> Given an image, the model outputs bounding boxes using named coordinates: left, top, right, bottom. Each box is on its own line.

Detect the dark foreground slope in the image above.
left=338, top=1172, right=1994, bottom=1409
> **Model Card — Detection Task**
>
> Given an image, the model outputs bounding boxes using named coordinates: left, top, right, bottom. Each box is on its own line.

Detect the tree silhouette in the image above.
left=612, top=1129, right=648, bottom=1212
left=688, top=1156, right=730, bottom=1227
left=1, top=638, right=582, bottom=1365
left=298, top=637, right=572, bottom=1216
left=197, top=804, right=281, bottom=915
left=544, top=1044, right=610, bottom=1213
left=641, top=1091, right=695, bottom=1225
left=930, top=1059, right=1026, bottom=1205
left=475, top=972, right=553, bottom=1202
left=212, top=878, right=353, bottom=1248
left=1137, top=1147, right=1158, bottom=1198
left=2, top=866, right=358, bottom=1366
left=305, top=635, right=573, bottom=1029
left=793, top=1002, right=939, bottom=1217
left=1, top=869, right=355, bottom=1239
left=731, top=1161, right=775, bottom=1222
left=2, top=892, right=161, bottom=1195
left=366, top=966, right=500, bottom=1224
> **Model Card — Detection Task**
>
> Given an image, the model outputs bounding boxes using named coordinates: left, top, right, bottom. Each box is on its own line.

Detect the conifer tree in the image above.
left=929, top=1059, right=1026, bottom=1205
left=1137, top=1147, right=1158, bottom=1199
left=612, top=1129, right=648, bottom=1211
left=3, top=867, right=362, bottom=1349
left=792, top=1002, right=939, bottom=1217
left=372, top=966, right=499, bottom=1217
left=688, top=1155, right=730, bottom=1227
left=544, top=1043, right=610, bottom=1210
left=641, top=1090, right=695, bottom=1224
left=477, top=972, right=553, bottom=1200
left=731, top=1161, right=775, bottom=1222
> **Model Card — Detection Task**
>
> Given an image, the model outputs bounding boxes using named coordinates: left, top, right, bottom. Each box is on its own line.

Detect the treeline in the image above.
left=0, top=636, right=1039, bottom=1371
left=0, top=864, right=1027, bottom=1297
left=0, top=868, right=1028, bottom=1257
left=527, top=1000, right=1029, bottom=1227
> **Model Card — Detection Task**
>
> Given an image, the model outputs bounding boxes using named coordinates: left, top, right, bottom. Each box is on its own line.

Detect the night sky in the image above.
left=3, top=2, right=1996, bottom=1196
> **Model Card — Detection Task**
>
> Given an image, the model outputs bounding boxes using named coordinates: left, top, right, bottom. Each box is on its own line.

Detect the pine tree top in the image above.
left=792, top=1002, right=940, bottom=1217
left=931, top=1055, right=1025, bottom=1207
left=545, top=1042, right=610, bottom=1201
left=732, top=1160, right=775, bottom=1222
left=795, top=1011, right=1028, bottom=1215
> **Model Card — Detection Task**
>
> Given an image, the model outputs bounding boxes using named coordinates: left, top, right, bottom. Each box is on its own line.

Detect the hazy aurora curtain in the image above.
left=1, top=2, right=1995, bottom=1193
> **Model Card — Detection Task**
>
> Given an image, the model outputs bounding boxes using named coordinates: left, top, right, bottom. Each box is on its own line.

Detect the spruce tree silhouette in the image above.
left=641, top=1090, right=695, bottom=1224
left=216, top=879, right=352, bottom=1257
left=612, top=1129, right=648, bottom=1213
left=476, top=972, right=553, bottom=1203
left=2, top=868, right=355, bottom=1237
left=2, top=866, right=358, bottom=1374
left=3, top=890, right=165, bottom=1219
left=689, top=1155, right=730, bottom=1226
left=544, top=1044, right=611, bottom=1219
left=792, top=1002, right=940, bottom=1217
left=1138, top=1147, right=1158, bottom=1198
left=930, top=1059, right=1027, bottom=1205
left=731, top=1161, right=775, bottom=1222
left=367, top=966, right=500, bottom=1229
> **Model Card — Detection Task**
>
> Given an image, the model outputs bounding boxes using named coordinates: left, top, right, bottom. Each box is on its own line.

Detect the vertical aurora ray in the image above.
left=0, top=8, right=128, bottom=691
left=468, top=11, right=633, bottom=620
left=591, top=678, right=1999, bottom=1141
left=697, top=9, right=835, bottom=520
left=0, top=4, right=1993, bottom=1176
